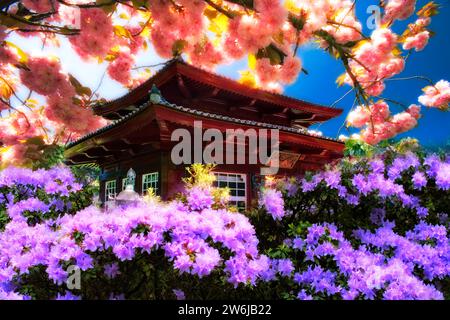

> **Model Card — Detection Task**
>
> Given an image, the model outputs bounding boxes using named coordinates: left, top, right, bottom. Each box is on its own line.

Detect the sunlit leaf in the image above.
left=238, top=70, right=257, bottom=88
left=204, top=7, right=219, bottom=20
left=248, top=54, right=257, bottom=70
left=119, top=13, right=130, bottom=20
left=391, top=46, right=402, bottom=56
left=285, top=0, right=301, bottom=14
left=336, top=73, right=347, bottom=87
left=0, top=78, right=12, bottom=99
left=417, top=1, right=439, bottom=17
left=113, top=25, right=132, bottom=39
left=4, top=41, right=28, bottom=64
left=208, top=13, right=229, bottom=36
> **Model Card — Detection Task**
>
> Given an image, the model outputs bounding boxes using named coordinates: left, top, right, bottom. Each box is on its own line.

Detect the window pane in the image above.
left=142, top=172, right=159, bottom=194
left=105, top=180, right=117, bottom=200
left=213, top=172, right=246, bottom=210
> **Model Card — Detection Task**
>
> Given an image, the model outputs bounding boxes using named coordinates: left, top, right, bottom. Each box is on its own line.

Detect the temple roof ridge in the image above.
left=93, top=58, right=343, bottom=121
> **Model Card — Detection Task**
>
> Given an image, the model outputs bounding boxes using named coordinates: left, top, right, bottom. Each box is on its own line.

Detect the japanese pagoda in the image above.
left=65, top=59, right=344, bottom=209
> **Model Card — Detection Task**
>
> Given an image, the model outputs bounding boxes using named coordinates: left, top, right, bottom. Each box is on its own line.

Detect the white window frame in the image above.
left=105, top=180, right=117, bottom=200
left=142, top=172, right=159, bottom=194
left=213, top=172, right=247, bottom=210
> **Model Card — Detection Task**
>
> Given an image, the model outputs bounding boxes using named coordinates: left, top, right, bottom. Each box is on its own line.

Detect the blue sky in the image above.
left=8, top=0, right=450, bottom=147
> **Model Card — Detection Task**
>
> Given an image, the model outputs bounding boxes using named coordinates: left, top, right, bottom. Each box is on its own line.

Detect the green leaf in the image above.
left=344, top=138, right=373, bottom=157
left=131, top=0, right=148, bottom=9
left=172, top=39, right=188, bottom=57
left=225, top=0, right=254, bottom=10
left=68, top=74, right=92, bottom=97
left=256, top=44, right=287, bottom=65
left=288, top=14, right=305, bottom=31
left=24, top=136, right=46, bottom=146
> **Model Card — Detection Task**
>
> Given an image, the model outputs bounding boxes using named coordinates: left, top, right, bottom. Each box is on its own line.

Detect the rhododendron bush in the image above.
left=254, top=145, right=450, bottom=300
left=0, top=0, right=449, bottom=166
left=0, top=165, right=270, bottom=300
left=0, top=147, right=449, bottom=300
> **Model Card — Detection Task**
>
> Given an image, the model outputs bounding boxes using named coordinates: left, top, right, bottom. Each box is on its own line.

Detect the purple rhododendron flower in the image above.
left=259, top=189, right=285, bottom=220
left=412, top=171, right=427, bottom=189
left=104, top=263, right=121, bottom=279
left=186, top=186, right=214, bottom=211
left=173, top=289, right=185, bottom=300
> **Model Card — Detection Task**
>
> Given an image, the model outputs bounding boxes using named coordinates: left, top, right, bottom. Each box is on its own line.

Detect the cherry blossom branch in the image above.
left=0, top=97, right=31, bottom=128
left=376, top=96, right=408, bottom=110
left=89, top=69, right=108, bottom=101
left=327, top=20, right=369, bottom=40
left=0, top=75, right=30, bottom=108
left=330, top=88, right=355, bottom=108
left=57, top=0, right=147, bottom=12
left=0, top=12, right=79, bottom=35
left=336, top=96, right=358, bottom=137
left=315, top=30, right=369, bottom=108
left=204, top=0, right=235, bottom=19
left=131, top=60, right=173, bottom=71
left=56, top=0, right=117, bottom=9
left=386, top=75, right=435, bottom=86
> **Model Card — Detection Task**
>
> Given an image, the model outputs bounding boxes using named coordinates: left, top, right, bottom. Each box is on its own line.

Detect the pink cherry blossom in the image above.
left=69, top=8, right=116, bottom=60
left=383, top=0, right=417, bottom=23
left=279, top=56, right=302, bottom=84
left=350, top=102, right=421, bottom=145
left=418, top=80, right=450, bottom=109
left=255, top=58, right=280, bottom=85
left=345, top=28, right=404, bottom=96
left=347, top=106, right=370, bottom=128
left=22, top=0, right=57, bottom=13
left=403, top=31, right=430, bottom=51
left=107, top=49, right=135, bottom=85
left=19, top=56, right=68, bottom=97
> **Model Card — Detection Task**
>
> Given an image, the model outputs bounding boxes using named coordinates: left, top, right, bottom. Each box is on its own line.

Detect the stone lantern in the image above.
left=115, top=168, right=141, bottom=207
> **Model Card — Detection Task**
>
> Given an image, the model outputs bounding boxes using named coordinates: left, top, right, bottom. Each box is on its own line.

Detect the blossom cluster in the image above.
left=20, top=55, right=106, bottom=136
left=258, top=188, right=286, bottom=221
left=258, top=149, right=449, bottom=299
left=282, top=222, right=448, bottom=300
left=0, top=166, right=85, bottom=227
left=0, top=52, right=106, bottom=166
left=297, top=152, right=449, bottom=216
left=346, top=101, right=421, bottom=145
left=402, top=17, right=432, bottom=52
left=0, top=183, right=268, bottom=299
left=344, top=28, right=404, bottom=97
left=259, top=150, right=449, bottom=227
left=418, top=80, right=450, bottom=109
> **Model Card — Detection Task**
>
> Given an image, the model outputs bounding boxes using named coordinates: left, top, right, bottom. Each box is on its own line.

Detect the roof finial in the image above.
left=149, top=84, right=163, bottom=104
